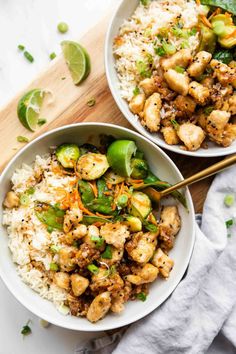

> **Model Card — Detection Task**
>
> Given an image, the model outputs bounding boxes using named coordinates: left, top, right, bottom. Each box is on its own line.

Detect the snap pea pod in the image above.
left=87, top=196, right=114, bottom=215
left=78, top=180, right=94, bottom=204
left=35, top=203, right=65, bottom=230
left=97, top=178, right=108, bottom=197
left=82, top=215, right=112, bottom=225
left=136, top=173, right=188, bottom=209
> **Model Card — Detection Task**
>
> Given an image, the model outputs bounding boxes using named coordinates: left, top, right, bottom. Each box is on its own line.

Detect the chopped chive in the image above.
left=204, top=106, right=214, bottom=115
left=189, top=27, right=197, bottom=36
left=87, top=98, right=96, bottom=107
left=49, top=52, right=57, bottom=60
left=87, top=264, right=99, bottom=274
left=24, top=51, right=34, bottom=63
left=20, top=193, right=30, bottom=206
left=50, top=244, right=60, bottom=253
left=171, top=119, right=179, bottom=130
left=136, top=292, right=147, bottom=301
left=47, top=226, right=54, bottom=234
left=17, top=136, right=29, bottom=143
left=224, top=194, right=235, bottom=208
left=180, top=40, right=190, bottom=49
left=133, top=86, right=140, bottom=96
left=21, top=320, right=32, bottom=336
left=154, top=46, right=166, bottom=56
left=162, top=42, right=176, bottom=55
left=140, top=0, right=150, bottom=6
left=175, top=66, right=185, bottom=74
left=143, top=221, right=158, bottom=232
left=49, top=262, right=59, bottom=271
left=18, top=44, right=25, bottom=51
left=38, top=118, right=47, bottom=126
left=101, top=245, right=112, bottom=259
left=27, top=187, right=35, bottom=195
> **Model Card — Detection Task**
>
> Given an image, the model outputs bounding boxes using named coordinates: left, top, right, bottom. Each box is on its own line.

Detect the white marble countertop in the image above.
left=0, top=1, right=116, bottom=353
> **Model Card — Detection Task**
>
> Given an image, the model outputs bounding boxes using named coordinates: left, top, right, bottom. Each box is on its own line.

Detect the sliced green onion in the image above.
left=87, top=264, right=99, bottom=274
left=18, top=44, right=25, bottom=51
left=188, top=27, right=197, bottom=36
left=224, top=194, right=235, bottom=208
left=171, top=119, right=179, bottom=130
left=17, top=136, right=29, bottom=143
left=50, top=262, right=59, bottom=271
left=154, top=46, right=166, bottom=56
left=117, top=194, right=129, bottom=208
left=38, top=118, right=47, bottom=126
left=140, top=0, right=150, bottom=6
left=50, top=244, right=60, bottom=253
left=172, top=27, right=184, bottom=37
left=49, top=52, right=57, bottom=60
left=47, top=226, right=54, bottom=234
left=87, top=98, right=96, bottom=107
left=27, top=187, right=35, bottom=195
left=204, top=106, right=214, bottom=115
left=180, top=40, right=190, bottom=49
left=226, top=219, right=234, bottom=228
left=133, top=87, right=140, bottom=96
left=212, top=21, right=228, bottom=36
left=21, top=320, right=32, bottom=336
left=136, top=60, right=152, bottom=78
left=57, top=22, right=69, bottom=34
left=162, top=42, right=176, bottom=55
left=20, top=193, right=30, bottom=206
left=143, top=221, right=158, bottom=232
left=24, top=51, right=34, bottom=63
left=136, top=292, right=147, bottom=301
left=90, top=235, right=104, bottom=248
left=175, top=66, right=185, bottom=74
left=101, top=245, right=112, bottom=259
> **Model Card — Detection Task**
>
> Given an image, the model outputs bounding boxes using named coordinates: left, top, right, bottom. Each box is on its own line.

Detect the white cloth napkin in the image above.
left=75, top=165, right=236, bottom=354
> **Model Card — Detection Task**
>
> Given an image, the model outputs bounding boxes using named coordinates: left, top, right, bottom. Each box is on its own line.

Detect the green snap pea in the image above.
left=35, top=203, right=65, bottom=230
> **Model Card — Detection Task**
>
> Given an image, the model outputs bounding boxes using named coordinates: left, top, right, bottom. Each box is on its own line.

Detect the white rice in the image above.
left=2, top=154, right=76, bottom=310
left=114, top=0, right=206, bottom=101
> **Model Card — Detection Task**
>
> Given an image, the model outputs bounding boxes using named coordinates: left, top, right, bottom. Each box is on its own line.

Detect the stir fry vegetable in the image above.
left=35, top=203, right=65, bottom=230
left=56, top=144, right=80, bottom=168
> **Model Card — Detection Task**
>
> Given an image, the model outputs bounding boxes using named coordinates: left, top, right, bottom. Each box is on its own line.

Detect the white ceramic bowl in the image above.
left=105, top=0, right=236, bottom=157
left=0, top=123, right=195, bottom=331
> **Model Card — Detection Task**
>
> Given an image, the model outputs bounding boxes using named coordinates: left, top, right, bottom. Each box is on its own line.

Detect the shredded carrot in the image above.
left=106, top=182, right=113, bottom=190
left=55, top=188, right=67, bottom=200
left=129, top=179, right=144, bottom=184
left=117, top=181, right=124, bottom=198
left=199, top=14, right=212, bottom=29
left=208, top=7, right=221, bottom=20
left=93, top=222, right=104, bottom=227
left=104, top=191, right=112, bottom=196
left=89, top=181, right=98, bottom=198
left=95, top=212, right=113, bottom=218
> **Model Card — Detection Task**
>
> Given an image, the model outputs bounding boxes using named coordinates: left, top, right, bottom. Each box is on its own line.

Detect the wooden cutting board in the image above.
left=0, top=12, right=221, bottom=213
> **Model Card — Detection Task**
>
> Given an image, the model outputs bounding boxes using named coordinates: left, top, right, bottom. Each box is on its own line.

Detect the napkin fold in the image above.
left=76, top=165, right=236, bottom=354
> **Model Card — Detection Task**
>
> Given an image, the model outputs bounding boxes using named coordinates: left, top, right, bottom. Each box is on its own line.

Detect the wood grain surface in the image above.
left=0, top=12, right=222, bottom=213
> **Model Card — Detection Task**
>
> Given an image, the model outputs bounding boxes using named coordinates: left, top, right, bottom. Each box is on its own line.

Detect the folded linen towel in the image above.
left=75, top=165, right=236, bottom=354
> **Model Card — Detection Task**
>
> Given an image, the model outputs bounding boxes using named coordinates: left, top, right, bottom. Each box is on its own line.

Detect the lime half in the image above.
left=107, top=140, right=137, bottom=177
left=61, top=40, right=90, bottom=84
left=17, top=89, right=45, bottom=131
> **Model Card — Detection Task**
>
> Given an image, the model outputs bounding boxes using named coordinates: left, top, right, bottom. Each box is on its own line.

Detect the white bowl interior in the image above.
left=105, top=0, right=236, bottom=157
left=0, top=123, right=195, bottom=331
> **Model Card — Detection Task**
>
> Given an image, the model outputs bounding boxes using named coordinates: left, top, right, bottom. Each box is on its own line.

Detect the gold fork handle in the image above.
left=161, top=154, right=236, bottom=197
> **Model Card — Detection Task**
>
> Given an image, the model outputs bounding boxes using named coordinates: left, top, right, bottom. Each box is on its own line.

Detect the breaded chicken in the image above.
left=142, top=92, right=162, bottom=132
left=129, top=93, right=146, bottom=114
left=177, top=123, right=205, bottom=151
left=159, top=205, right=181, bottom=250
left=206, top=110, right=230, bottom=143
left=151, top=248, right=174, bottom=278
left=164, top=69, right=190, bottom=96
left=100, top=222, right=130, bottom=249
left=71, top=274, right=89, bottom=297
left=210, top=59, right=236, bottom=88
left=125, top=231, right=158, bottom=264
left=161, top=126, right=180, bottom=145
left=187, top=51, right=212, bottom=78
left=160, top=49, right=192, bottom=71
left=87, top=292, right=111, bottom=323
left=188, top=81, right=210, bottom=105
left=126, top=263, right=159, bottom=285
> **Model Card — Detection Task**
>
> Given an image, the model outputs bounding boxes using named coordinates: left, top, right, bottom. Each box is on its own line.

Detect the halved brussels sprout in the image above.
left=125, top=215, right=142, bottom=232
left=129, top=191, right=152, bottom=219
left=104, top=170, right=125, bottom=185
left=56, top=143, right=80, bottom=168
left=77, top=153, right=109, bottom=180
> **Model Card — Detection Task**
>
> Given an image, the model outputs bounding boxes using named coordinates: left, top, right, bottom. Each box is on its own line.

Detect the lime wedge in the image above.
left=107, top=140, right=137, bottom=177
left=61, top=40, right=90, bottom=84
left=17, top=89, right=45, bottom=131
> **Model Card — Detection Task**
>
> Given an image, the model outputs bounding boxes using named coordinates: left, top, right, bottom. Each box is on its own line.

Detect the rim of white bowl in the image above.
left=0, top=122, right=195, bottom=331
left=104, top=0, right=236, bottom=158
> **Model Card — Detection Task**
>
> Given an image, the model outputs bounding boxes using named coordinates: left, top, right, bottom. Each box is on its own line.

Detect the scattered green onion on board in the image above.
left=224, top=194, right=235, bottom=208
left=87, top=98, right=96, bottom=107
left=49, top=52, right=57, bottom=60
left=21, top=320, right=32, bottom=337
left=136, top=292, right=147, bottom=301
left=38, top=118, right=47, bottom=126
left=18, top=44, right=25, bottom=51
left=17, top=136, right=29, bottom=143
left=24, top=51, right=34, bottom=63
left=57, top=22, right=69, bottom=34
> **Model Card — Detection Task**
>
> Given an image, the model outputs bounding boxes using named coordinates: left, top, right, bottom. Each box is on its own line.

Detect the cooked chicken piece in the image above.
left=160, top=49, right=192, bottom=71
left=100, top=246, right=124, bottom=266
left=126, top=263, right=159, bottom=285
left=87, top=292, right=111, bottom=323
left=83, top=225, right=105, bottom=250
left=153, top=75, right=177, bottom=101
left=201, top=76, right=214, bottom=88
left=71, top=274, right=89, bottom=297
left=142, top=92, right=162, bottom=132
left=210, top=59, right=236, bottom=88
left=159, top=206, right=181, bottom=250
left=187, top=51, right=212, bottom=78
left=224, top=124, right=236, bottom=144
left=53, top=272, right=70, bottom=290
left=63, top=204, right=83, bottom=233
left=76, top=243, right=100, bottom=268
left=174, top=95, right=196, bottom=117
left=90, top=268, right=111, bottom=292
left=110, top=281, right=131, bottom=314
left=229, top=61, right=236, bottom=69
left=188, top=81, right=210, bottom=105
left=63, top=224, right=87, bottom=245
left=151, top=248, right=174, bottom=278
left=206, top=110, right=231, bottom=143
left=164, top=70, right=190, bottom=96
left=139, top=78, right=157, bottom=96
left=3, top=191, right=20, bottom=209
left=100, top=222, right=130, bottom=249
left=125, top=231, right=158, bottom=264
left=129, top=93, right=146, bottom=114
left=197, top=112, right=207, bottom=130
left=177, top=123, right=205, bottom=151
left=67, top=295, right=84, bottom=317
left=228, top=94, right=236, bottom=115
left=58, top=246, right=77, bottom=271
left=161, top=126, right=180, bottom=145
